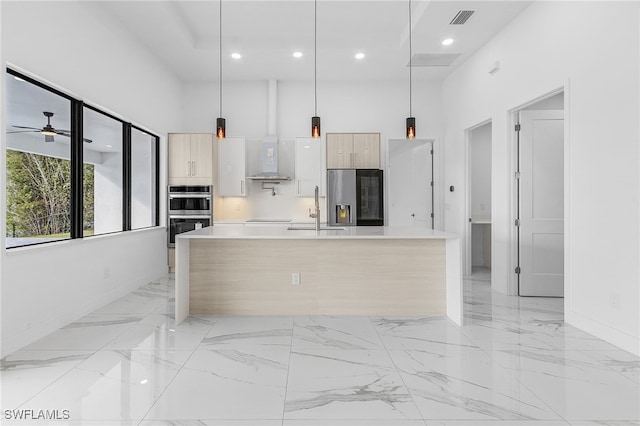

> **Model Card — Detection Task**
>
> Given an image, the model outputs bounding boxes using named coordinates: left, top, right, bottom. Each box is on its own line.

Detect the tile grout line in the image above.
left=370, top=315, right=426, bottom=424
left=130, top=276, right=217, bottom=424
left=281, top=315, right=297, bottom=426
left=459, top=280, right=572, bottom=424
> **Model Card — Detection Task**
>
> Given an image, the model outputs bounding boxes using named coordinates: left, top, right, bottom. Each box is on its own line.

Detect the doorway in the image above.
left=514, top=91, right=565, bottom=297
left=465, top=122, right=492, bottom=278
left=387, top=139, right=433, bottom=228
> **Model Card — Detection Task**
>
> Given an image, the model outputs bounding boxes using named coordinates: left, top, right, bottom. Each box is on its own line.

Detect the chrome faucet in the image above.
left=308, top=185, right=321, bottom=232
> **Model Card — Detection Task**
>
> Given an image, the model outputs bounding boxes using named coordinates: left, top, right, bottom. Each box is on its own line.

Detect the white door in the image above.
left=518, top=110, right=564, bottom=296
left=388, top=139, right=433, bottom=227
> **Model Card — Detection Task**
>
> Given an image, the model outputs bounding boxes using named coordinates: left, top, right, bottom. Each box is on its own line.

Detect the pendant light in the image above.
left=216, top=0, right=226, bottom=139
left=406, top=0, right=416, bottom=140
left=311, top=0, right=321, bottom=138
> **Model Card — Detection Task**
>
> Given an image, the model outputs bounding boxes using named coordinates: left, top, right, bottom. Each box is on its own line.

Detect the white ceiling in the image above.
left=94, top=0, right=534, bottom=82
left=6, top=0, right=533, bottom=152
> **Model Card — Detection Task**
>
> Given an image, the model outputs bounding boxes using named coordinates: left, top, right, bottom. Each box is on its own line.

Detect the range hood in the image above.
left=247, top=135, right=291, bottom=181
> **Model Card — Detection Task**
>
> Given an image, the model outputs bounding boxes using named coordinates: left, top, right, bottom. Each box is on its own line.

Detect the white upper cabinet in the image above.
left=168, top=133, right=214, bottom=185
left=217, top=137, right=246, bottom=197
left=326, top=133, right=380, bottom=169
left=295, top=137, right=324, bottom=197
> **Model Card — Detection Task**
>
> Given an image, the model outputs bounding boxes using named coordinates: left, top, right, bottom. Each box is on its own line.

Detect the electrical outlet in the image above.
left=291, top=272, right=300, bottom=285
left=609, top=292, right=620, bottom=309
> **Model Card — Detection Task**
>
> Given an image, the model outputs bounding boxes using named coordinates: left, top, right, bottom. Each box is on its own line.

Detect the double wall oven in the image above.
left=168, top=185, right=212, bottom=247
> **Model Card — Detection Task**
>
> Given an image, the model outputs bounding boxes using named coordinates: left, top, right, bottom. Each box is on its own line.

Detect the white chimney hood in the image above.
left=247, top=81, right=290, bottom=181
left=247, top=136, right=291, bottom=181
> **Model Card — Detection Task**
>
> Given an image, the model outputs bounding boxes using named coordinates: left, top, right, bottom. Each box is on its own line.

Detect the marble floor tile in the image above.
left=389, top=348, right=560, bottom=420
left=460, top=322, right=560, bottom=352
left=582, top=350, right=640, bottom=383
left=138, top=313, right=217, bottom=331
left=292, top=316, right=384, bottom=350
left=424, top=422, right=570, bottom=426
left=567, top=422, right=640, bottom=425
left=284, top=349, right=421, bottom=420
left=140, top=422, right=282, bottom=426
left=103, top=313, right=216, bottom=351
left=4, top=273, right=638, bottom=425
left=23, top=349, right=191, bottom=421
left=201, top=316, right=294, bottom=348
left=373, top=317, right=479, bottom=353
left=20, top=315, right=141, bottom=351
left=153, top=302, right=177, bottom=315
left=284, top=421, right=427, bottom=426
left=145, top=348, right=290, bottom=420
left=91, top=293, right=167, bottom=316
left=0, top=421, right=139, bottom=426
left=0, top=350, right=93, bottom=409
left=492, top=350, right=640, bottom=420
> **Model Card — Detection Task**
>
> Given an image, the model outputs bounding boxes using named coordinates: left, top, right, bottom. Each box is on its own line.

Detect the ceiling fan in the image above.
left=8, top=111, right=93, bottom=143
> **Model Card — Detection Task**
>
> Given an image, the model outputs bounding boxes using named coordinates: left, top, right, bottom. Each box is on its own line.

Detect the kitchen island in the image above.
left=175, top=225, right=462, bottom=325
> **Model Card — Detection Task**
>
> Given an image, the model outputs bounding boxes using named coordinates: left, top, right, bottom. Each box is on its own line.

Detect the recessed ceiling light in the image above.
left=231, top=52, right=242, bottom=59
left=293, top=51, right=303, bottom=58
left=355, top=53, right=365, bottom=60
left=140, top=379, right=148, bottom=385
left=442, top=38, right=454, bottom=46
left=106, top=144, right=113, bottom=148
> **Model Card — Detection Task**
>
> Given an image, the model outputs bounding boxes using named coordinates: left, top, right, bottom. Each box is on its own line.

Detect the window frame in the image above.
left=5, top=68, right=161, bottom=249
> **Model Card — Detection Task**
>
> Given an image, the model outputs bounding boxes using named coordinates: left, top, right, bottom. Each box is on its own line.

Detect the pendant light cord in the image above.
left=219, top=0, right=223, bottom=117
left=314, top=0, right=318, bottom=116
left=408, top=0, right=412, bottom=117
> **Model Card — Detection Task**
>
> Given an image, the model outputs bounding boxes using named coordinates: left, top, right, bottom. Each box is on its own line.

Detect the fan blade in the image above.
left=45, top=135, right=54, bottom=143
left=7, top=130, right=38, bottom=134
left=57, top=129, right=93, bottom=144
left=10, top=125, right=41, bottom=130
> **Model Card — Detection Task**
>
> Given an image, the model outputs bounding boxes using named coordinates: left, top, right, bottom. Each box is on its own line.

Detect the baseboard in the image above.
left=565, top=309, right=640, bottom=356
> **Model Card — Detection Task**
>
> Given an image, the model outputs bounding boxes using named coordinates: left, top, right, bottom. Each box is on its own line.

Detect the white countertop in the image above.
left=178, top=224, right=458, bottom=240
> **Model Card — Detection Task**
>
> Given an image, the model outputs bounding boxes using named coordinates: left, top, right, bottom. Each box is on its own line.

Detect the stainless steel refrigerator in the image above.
left=328, top=169, right=384, bottom=226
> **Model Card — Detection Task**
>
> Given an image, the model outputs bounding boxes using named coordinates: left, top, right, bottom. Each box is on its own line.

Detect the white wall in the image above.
left=1, top=1, right=182, bottom=356
left=470, top=123, right=491, bottom=220
left=443, top=1, right=639, bottom=355
left=470, top=122, right=491, bottom=268
left=181, top=79, right=443, bottom=222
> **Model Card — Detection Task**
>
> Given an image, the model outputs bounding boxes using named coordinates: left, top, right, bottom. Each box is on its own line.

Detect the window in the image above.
left=5, top=68, right=160, bottom=248
left=5, top=72, right=73, bottom=248
left=131, top=127, right=158, bottom=230
left=83, top=107, right=123, bottom=236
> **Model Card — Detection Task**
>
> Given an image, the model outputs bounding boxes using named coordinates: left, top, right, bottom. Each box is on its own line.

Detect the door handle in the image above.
left=411, top=213, right=415, bottom=217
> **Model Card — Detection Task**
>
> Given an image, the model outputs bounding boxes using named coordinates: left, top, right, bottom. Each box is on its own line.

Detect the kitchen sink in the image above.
left=286, top=226, right=347, bottom=231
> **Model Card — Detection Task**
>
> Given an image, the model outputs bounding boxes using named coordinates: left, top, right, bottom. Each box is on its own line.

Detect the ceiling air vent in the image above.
left=450, top=10, right=475, bottom=25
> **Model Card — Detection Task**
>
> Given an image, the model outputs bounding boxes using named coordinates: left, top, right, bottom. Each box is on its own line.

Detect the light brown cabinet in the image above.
left=326, top=133, right=380, bottom=169
left=168, top=133, right=214, bottom=185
